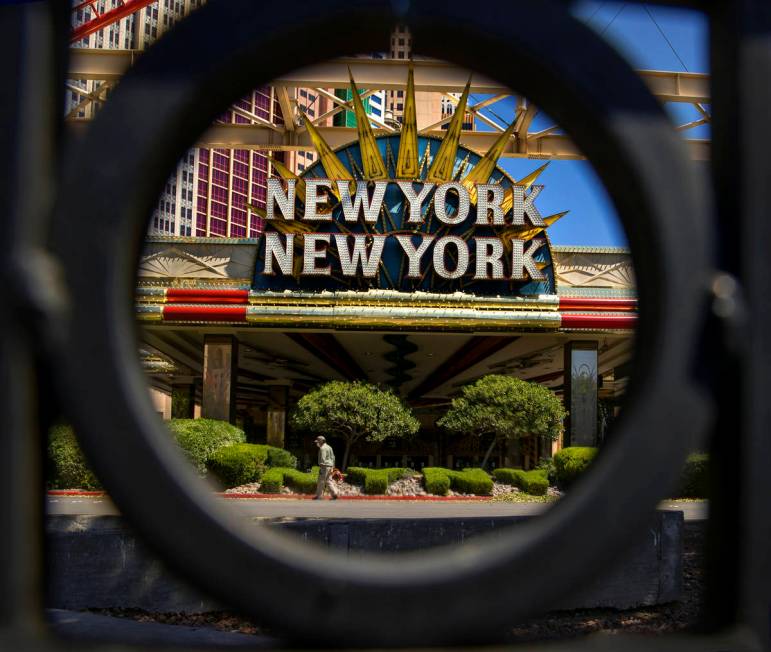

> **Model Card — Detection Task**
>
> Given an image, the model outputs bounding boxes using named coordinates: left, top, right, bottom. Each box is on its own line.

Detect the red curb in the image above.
left=46, top=490, right=490, bottom=501
left=219, top=493, right=490, bottom=501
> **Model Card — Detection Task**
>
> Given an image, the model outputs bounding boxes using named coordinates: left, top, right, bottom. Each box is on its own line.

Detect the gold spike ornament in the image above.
left=396, top=65, right=420, bottom=179
left=426, top=78, right=472, bottom=183
left=348, top=68, right=388, bottom=180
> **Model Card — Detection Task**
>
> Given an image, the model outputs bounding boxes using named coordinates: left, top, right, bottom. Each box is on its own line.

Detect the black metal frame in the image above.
left=1, top=0, right=769, bottom=649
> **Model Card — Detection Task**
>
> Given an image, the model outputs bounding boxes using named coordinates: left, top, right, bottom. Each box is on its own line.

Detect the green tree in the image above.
left=289, top=381, right=420, bottom=470
left=437, top=375, right=567, bottom=470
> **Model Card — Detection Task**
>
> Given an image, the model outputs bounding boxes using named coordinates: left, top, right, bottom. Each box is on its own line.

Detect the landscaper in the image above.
left=313, top=436, right=339, bottom=500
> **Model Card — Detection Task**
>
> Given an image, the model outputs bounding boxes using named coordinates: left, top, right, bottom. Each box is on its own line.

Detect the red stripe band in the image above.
left=561, top=314, right=638, bottom=330
left=559, top=297, right=637, bottom=311
left=165, top=289, right=249, bottom=304
left=163, top=305, right=247, bottom=322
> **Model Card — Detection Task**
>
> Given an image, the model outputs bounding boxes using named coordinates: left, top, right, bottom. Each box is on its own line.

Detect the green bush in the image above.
left=450, top=468, right=493, bottom=495
left=259, top=467, right=285, bottom=493
left=423, top=468, right=451, bottom=495
left=206, top=444, right=267, bottom=488
left=536, top=457, right=557, bottom=486
left=553, top=447, right=599, bottom=489
left=422, top=468, right=493, bottom=496
left=493, top=467, right=548, bottom=495
left=283, top=468, right=318, bottom=494
left=259, top=467, right=318, bottom=494
left=344, top=467, right=369, bottom=486
left=260, top=445, right=297, bottom=469
left=344, top=467, right=410, bottom=494
left=364, top=470, right=389, bottom=495
left=166, top=419, right=246, bottom=475
left=521, top=472, right=548, bottom=496
left=678, top=453, right=709, bottom=498
left=48, top=425, right=101, bottom=490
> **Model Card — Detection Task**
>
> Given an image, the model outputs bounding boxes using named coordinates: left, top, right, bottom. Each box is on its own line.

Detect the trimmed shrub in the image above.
left=493, top=467, right=548, bottom=495
left=521, top=472, right=548, bottom=496
left=48, top=425, right=101, bottom=490
left=166, top=419, right=245, bottom=475
left=344, top=467, right=411, bottom=494
left=364, top=470, right=389, bottom=495
left=206, top=444, right=267, bottom=488
left=283, top=468, right=318, bottom=494
left=422, top=468, right=493, bottom=496
left=259, top=467, right=285, bottom=493
left=263, top=446, right=297, bottom=469
left=344, top=467, right=369, bottom=486
left=259, top=467, right=318, bottom=494
left=450, top=468, right=493, bottom=495
left=423, top=468, right=451, bottom=495
left=553, top=447, right=598, bottom=489
left=678, top=453, right=709, bottom=498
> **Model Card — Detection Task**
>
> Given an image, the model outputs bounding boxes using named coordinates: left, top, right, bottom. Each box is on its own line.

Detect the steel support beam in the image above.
left=67, top=50, right=710, bottom=104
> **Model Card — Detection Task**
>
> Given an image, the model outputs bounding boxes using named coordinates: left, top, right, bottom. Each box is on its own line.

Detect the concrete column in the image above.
left=171, top=378, right=196, bottom=419
left=266, top=385, right=288, bottom=448
left=563, top=341, right=599, bottom=447
left=202, top=335, right=238, bottom=423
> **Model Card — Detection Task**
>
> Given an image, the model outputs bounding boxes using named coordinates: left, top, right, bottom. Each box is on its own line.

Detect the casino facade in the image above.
left=136, top=68, right=637, bottom=471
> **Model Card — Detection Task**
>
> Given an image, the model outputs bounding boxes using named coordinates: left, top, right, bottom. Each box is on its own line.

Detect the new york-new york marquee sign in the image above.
left=250, top=68, right=566, bottom=297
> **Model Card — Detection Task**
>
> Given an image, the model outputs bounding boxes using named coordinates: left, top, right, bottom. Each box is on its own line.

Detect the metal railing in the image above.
left=1, top=0, right=769, bottom=649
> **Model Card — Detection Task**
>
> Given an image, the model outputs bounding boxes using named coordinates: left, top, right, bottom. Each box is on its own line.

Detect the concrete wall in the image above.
left=47, top=512, right=682, bottom=614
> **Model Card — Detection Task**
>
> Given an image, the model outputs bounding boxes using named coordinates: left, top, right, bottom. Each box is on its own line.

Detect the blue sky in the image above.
left=477, top=2, right=709, bottom=247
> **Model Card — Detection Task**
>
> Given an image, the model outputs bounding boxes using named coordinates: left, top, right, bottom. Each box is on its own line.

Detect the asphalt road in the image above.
left=46, top=496, right=708, bottom=520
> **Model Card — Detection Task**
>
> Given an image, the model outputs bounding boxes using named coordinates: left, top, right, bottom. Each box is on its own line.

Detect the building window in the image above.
left=397, top=91, right=403, bottom=98
left=397, top=103, right=403, bottom=111
left=398, top=52, right=405, bottom=59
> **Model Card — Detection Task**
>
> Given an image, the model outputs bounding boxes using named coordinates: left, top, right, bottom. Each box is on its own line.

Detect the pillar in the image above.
left=171, top=378, right=196, bottom=419
left=563, top=341, right=599, bottom=447
left=266, top=384, right=288, bottom=448
left=202, top=335, right=238, bottom=423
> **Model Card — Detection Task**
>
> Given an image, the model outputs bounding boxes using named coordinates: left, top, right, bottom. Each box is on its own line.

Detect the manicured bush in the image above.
left=283, top=468, right=318, bottom=494
left=422, top=468, right=493, bottom=496
left=450, top=468, right=494, bottom=495
left=423, top=468, right=451, bottom=495
left=344, top=467, right=369, bottom=486
left=260, top=467, right=285, bottom=493
left=166, top=419, right=246, bottom=475
left=364, top=470, right=389, bottom=495
left=259, top=467, right=318, bottom=494
left=678, top=453, right=709, bottom=498
left=206, top=444, right=267, bottom=488
left=553, top=447, right=598, bottom=489
left=262, top=445, right=297, bottom=469
left=521, top=472, right=548, bottom=496
left=48, top=425, right=101, bottom=490
left=493, top=467, right=548, bottom=495
left=344, top=467, right=411, bottom=494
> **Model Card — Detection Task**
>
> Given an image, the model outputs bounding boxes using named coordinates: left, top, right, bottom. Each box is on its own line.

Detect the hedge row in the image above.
left=166, top=419, right=246, bottom=474
left=422, top=468, right=493, bottom=496
left=205, top=443, right=297, bottom=487
left=553, top=447, right=598, bottom=488
left=260, top=467, right=318, bottom=494
left=678, top=453, right=709, bottom=498
left=345, top=467, right=411, bottom=494
left=493, top=468, right=549, bottom=496
left=47, top=425, right=102, bottom=491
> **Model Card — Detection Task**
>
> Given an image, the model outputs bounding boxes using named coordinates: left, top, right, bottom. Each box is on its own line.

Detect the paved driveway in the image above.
left=46, top=496, right=708, bottom=520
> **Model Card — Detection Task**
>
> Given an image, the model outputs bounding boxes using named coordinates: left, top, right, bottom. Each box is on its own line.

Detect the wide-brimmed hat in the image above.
left=313, top=436, right=326, bottom=443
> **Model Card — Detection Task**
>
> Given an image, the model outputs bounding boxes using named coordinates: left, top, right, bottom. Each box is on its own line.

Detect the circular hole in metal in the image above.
left=53, top=1, right=711, bottom=646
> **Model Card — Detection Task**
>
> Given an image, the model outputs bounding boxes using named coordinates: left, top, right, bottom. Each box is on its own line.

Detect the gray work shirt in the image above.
left=318, top=443, right=335, bottom=467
